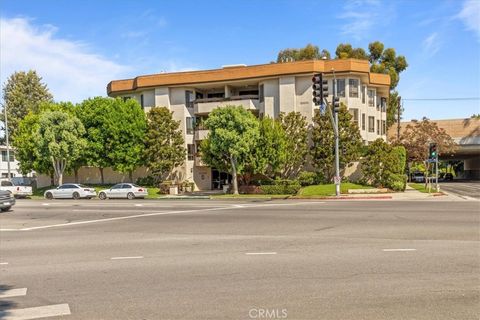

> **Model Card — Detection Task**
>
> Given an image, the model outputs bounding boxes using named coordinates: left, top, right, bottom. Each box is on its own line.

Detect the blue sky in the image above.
left=1, top=0, right=479, bottom=120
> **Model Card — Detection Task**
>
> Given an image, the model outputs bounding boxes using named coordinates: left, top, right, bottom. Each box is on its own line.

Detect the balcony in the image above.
left=194, top=156, right=208, bottom=167
left=195, top=129, right=209, bottom=141
left=194, top=95, right=259, bottom=115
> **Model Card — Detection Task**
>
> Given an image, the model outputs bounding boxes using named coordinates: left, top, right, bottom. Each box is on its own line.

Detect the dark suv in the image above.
left=0, top=190, right=15, bottom=212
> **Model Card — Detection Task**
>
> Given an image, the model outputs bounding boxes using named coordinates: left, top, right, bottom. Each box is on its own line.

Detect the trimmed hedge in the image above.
left=260, top=182, right=301, bottom=195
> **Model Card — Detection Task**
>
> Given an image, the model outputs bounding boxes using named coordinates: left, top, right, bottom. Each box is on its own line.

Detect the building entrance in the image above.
left=211, top=169, right=232, bottom=190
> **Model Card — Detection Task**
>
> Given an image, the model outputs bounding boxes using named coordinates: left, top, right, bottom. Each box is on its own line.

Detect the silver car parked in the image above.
left=98, top=183, right=148, bottom=200
left=44, top=184, right=97, bottom=199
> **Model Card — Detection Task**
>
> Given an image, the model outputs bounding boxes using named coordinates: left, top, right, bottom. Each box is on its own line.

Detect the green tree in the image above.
left=1, top=70, right=53, bottom=138
left=200, top=106, right=260, bottom=194
left=362, top=139, right=407, bottom=191
left=279, top=112, right=309, bottom=178
left=35, top=110, right=86, bottom=186
left=76, top=97, right=115, bottom=184
left=310, top=104, right=362, bottom=180
left=144, top=107, right=186, bottom=182
left=277, top=44, right=331, bottom=62
left=244, top=116, right=288, bottom=182
left=394, top=117, right=457, bottom=164
left=106, top=98, right=146, bottom=181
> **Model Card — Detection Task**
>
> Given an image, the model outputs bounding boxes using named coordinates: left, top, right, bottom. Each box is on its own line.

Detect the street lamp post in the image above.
left=3, top=105, right=11, bottom=179
left=331, top=69, right=340, bottom=197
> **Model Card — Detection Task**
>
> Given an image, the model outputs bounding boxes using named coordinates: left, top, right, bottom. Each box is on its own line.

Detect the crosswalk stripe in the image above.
left=0, top=303, right=71, bottom=320
left=0, top=288, right=27, bottom=298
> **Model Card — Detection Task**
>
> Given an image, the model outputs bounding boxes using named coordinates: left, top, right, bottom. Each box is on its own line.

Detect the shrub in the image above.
left=136, top=175, right=156, bottom=187
left=386, top=173, right=407, bottom=191
left=298, top=172, right=316, bottom=186
left=260, top=182, right=301, bottom=195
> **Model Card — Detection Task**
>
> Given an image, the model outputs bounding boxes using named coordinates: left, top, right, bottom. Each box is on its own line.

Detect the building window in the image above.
left=381, top=97, right=387, bottom=112
left=259, top=84, right=264, bottom=103
left=368, top=116, right=375, bottom=133
left=1, top=151, right=14, bottom=162
left=1, top=173, right=14, bottom=178
left=377, top=120, right=380, bottom=134
left=349, top=79, right=359, bottom=98
left=349, top=108, right=359, bottom=126
left=186, top=117, right=195, bottom=135
left=337, top=79, right=345, bottom=97
left=185, top=90, right=194, bottom=108
left=206, top=92, right=225, bottom=99
left=187, top=144, right=195, bottom=161
left=122, top=96, right=131, bottom=102
left=368, top=89, right=375, bottom=107
left=361, top=113, right=366, bottom=130
left=382, top=120, right=386, bottom=135
left=140, top=94, right=144, bottom=109
left=362, top=85, right=366, bottom=104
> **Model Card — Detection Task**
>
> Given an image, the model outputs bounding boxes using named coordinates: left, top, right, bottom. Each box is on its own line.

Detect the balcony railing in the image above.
left=194, top=129, right=209, bottom=141
left=194, top=95, right=259, bottom=114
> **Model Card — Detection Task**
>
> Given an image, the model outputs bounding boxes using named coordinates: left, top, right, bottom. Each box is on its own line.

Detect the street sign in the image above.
left=334, top=176, right=341, bottom=185
left=320, top=103, right=326, bottom=115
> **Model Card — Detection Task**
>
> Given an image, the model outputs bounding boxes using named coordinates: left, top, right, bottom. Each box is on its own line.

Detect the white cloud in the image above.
left=456, top=0, right=480, bottom=40
left=422, top=32, right=441, bottom=56
left=0, top=17, right=130, bottom=103
left=337, top=0, right=388, bottom=41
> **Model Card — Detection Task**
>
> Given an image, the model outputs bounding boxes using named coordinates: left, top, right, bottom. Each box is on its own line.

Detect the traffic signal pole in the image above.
left=313, top=72, right=340, bottom=197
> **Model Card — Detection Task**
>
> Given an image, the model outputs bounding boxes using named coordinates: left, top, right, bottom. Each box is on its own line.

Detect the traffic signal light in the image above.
left=429, top=143, right=437, bottom=159
left=312, top=73, right=328, bottom=106
left=333, top=96, right=340, bottom=113
left=312, top=74, right=322, bottom=106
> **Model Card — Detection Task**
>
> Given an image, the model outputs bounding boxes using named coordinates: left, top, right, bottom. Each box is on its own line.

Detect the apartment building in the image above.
left=107, top=59, right=390, bottom=190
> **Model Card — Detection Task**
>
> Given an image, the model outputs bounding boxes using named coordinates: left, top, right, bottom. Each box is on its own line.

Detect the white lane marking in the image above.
left=134, top=204, right=143, bottom=207
left=1, top=201, right=326, bottom=232
left=382, top=248, right=417, bottom=252
left=0, top=288, right=27, bottom=298
left=0, top=303, right=71, bottom=320
left=0, top=262, right=8, bottom=265
left=42, top=203, right=49, bottom=206
left=111, top=256, right=144, bottom=260
left=245, top=252, right=277, bottom=255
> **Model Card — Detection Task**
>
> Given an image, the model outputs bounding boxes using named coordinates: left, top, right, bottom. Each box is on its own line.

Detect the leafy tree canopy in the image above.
left=144, top=107, right=186, bottom=182
left=277, top=44, right=331, bottom=62
left=278, top=111, right=309, bottom=179
left=393, top=117, right=457, bottom=164
left=310, top=104, right=363, bottom=180
left=1, top=70, right=53, bottom=138
left=200, top=106, right=260, bottom=194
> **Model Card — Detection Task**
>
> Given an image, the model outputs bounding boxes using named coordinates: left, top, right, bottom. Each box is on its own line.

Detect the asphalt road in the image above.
left=0, top=199, right=479, bottom=320
left=440, top=181, right=480, bottom=199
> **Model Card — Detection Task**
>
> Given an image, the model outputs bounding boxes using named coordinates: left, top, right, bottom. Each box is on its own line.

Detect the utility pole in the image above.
left=332, top=69, right=340, bottom=197
left=4, top=105, right=11, bottom=179
left=397, top=95, right=401, bottom=140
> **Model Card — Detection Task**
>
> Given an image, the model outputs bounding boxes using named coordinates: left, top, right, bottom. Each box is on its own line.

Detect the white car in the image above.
left=44, top=184, right=97, bottom=199
left=98, top=183, right=148, bottom=200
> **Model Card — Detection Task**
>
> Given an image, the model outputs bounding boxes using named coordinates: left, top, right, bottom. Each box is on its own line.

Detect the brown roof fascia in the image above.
left=107, top=59, right=390, bottom=95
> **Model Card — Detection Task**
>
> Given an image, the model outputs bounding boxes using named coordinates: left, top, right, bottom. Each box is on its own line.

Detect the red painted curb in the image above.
left=292, top=195, right=393, bottom=200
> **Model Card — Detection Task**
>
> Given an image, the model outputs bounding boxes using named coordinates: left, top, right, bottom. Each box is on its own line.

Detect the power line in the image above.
left=402, top=97, right=480, bottom=101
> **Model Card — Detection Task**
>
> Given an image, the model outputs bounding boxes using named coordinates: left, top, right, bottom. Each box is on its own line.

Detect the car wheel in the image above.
left=45, top=192, right=53, bottom=200
left=99, top=192, right=107, bottom=200
left=72, top=192, right=80, bottom=200
left=127, top=192, right=135, bottom=200
left=1, top=206, right=11, bottom=212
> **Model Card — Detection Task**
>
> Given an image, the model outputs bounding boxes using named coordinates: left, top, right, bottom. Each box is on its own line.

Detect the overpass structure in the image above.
left=391, top=118, right=480, bottom=180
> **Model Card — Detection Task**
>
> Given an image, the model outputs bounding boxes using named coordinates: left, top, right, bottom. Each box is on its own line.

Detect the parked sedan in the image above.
left=98, top=183, right=148, bottom=200
left=44, top=184, right=97, bottom=199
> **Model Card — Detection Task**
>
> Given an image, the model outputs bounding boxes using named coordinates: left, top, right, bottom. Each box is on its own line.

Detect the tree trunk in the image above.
left=129, top=171, right=133, bottom=183
left=99, top=167, right=104, bottom=185
left=74, top=168, right=79, bottom=183
left=58, top=173, right=63, bottom=186
left=230, top=156, right=239, bottom=195
left=50, top=172, right=54, bottom=186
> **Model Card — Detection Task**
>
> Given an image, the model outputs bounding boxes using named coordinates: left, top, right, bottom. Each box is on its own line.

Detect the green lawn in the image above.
left=210, top=194, right=291, bottom=199
left=298, top=183, right=372, bottom=197
left=408, top=183, right=429, bottom=193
